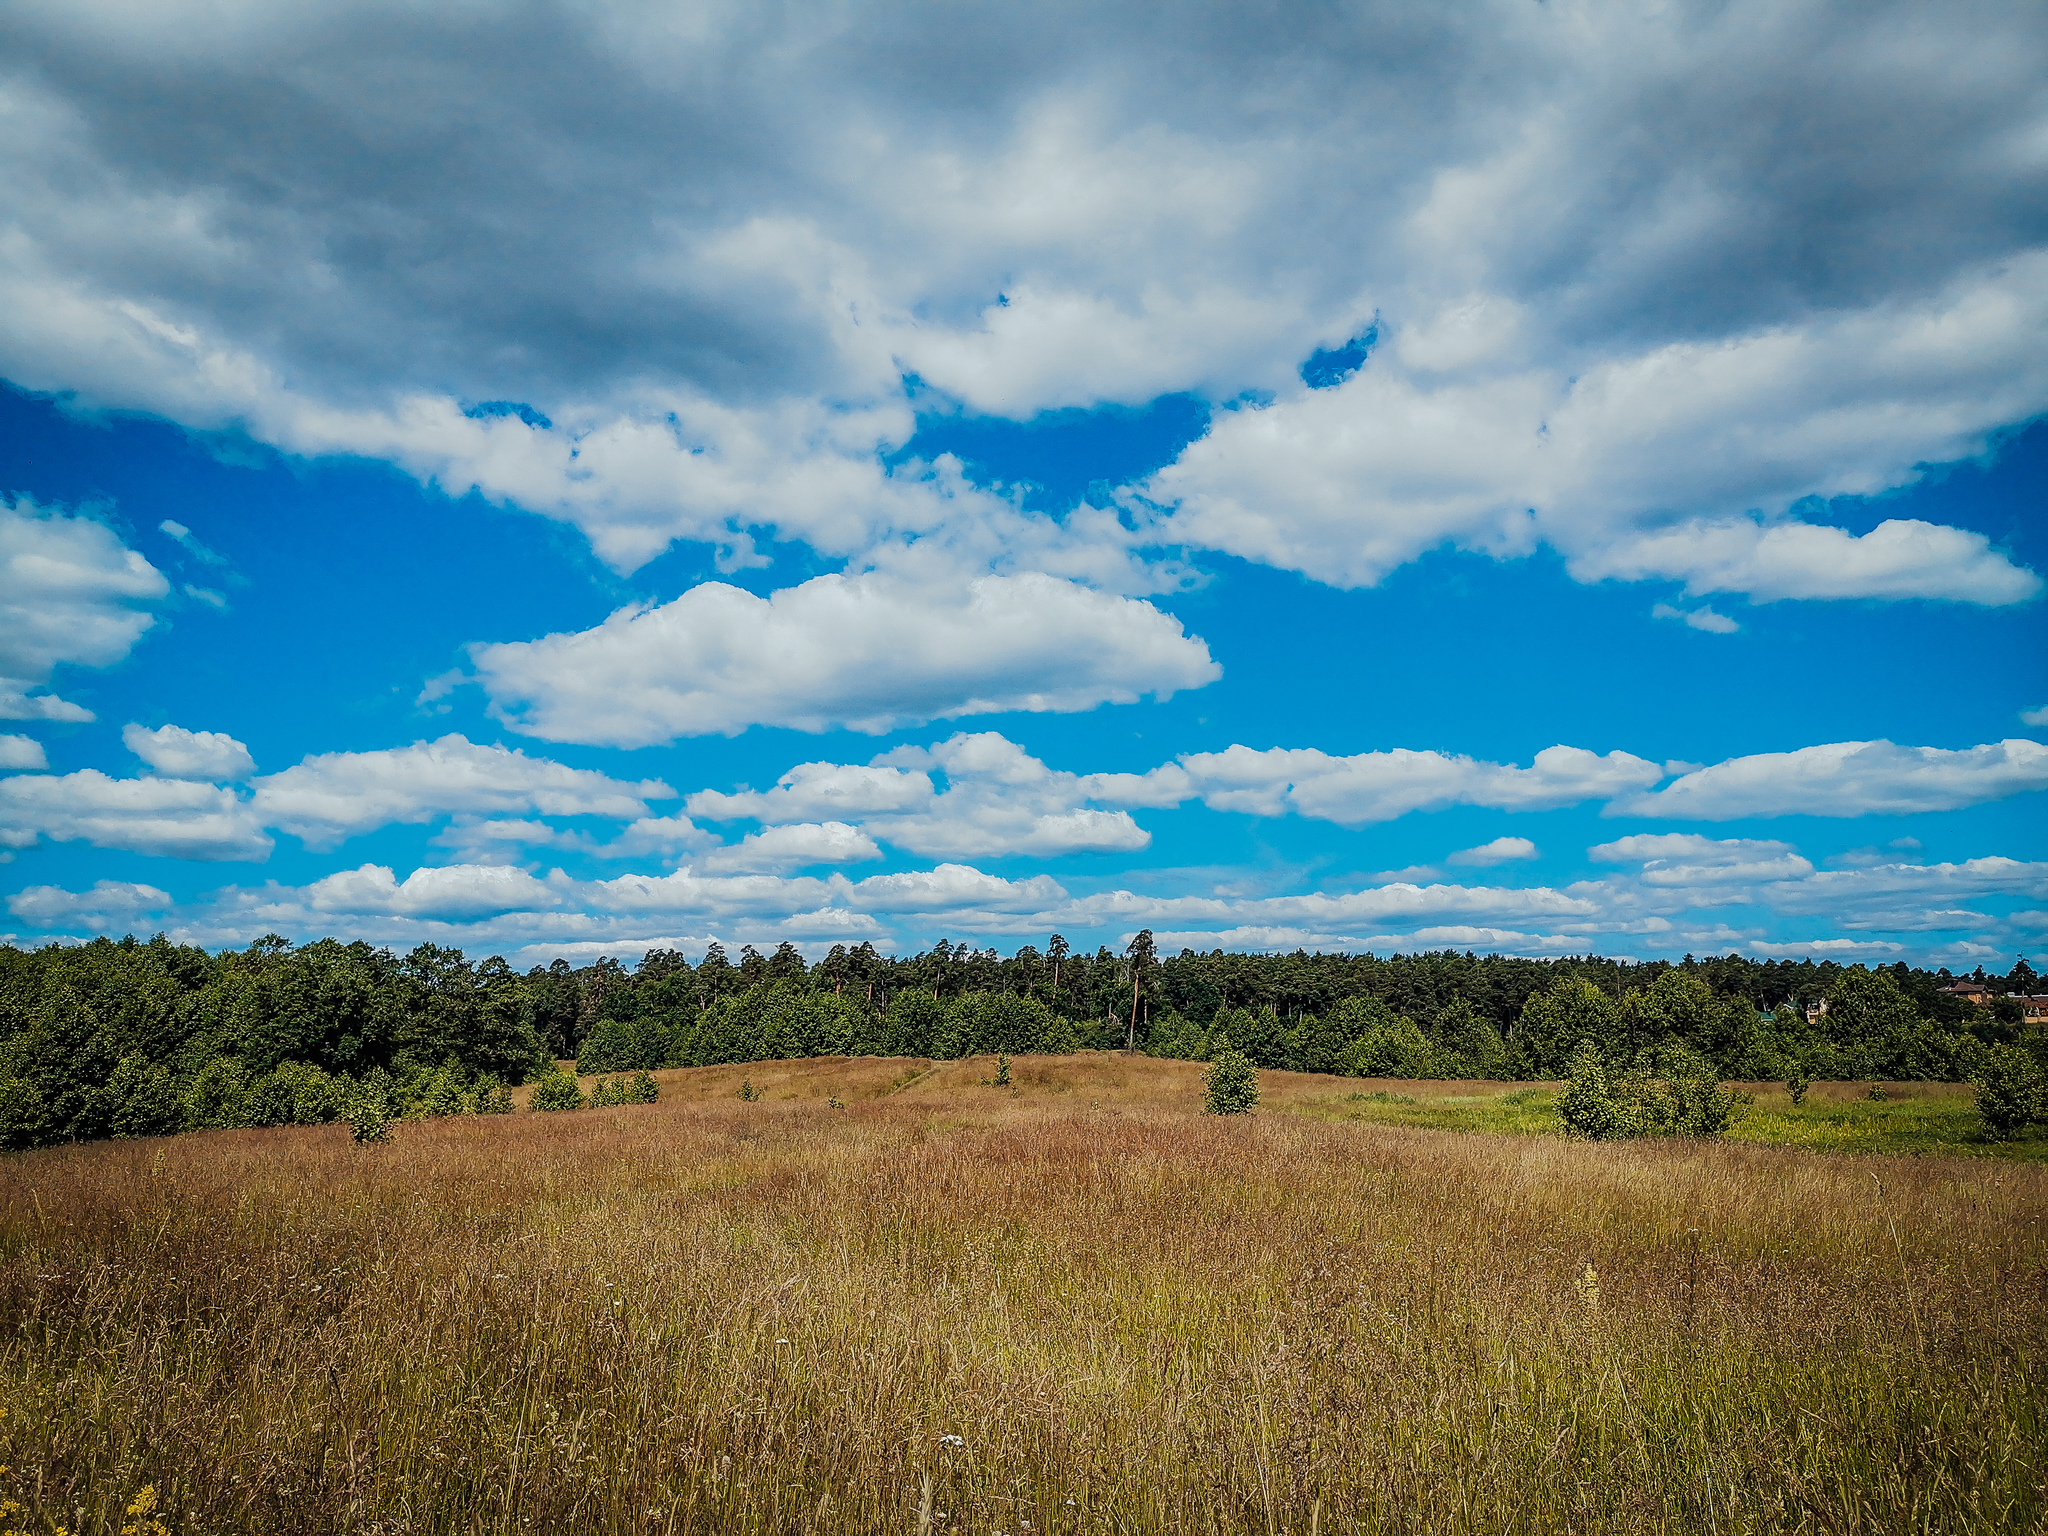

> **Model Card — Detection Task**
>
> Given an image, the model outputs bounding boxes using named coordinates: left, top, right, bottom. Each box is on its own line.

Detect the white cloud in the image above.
left=297, top=863, right=563, bottom=920
left=0, top=690, right=94, bottom=724
left=1, top=498, right=170, bottom=721
left=1585, top=518, right=2041, bottom=606
left=698, top=822, right=883, bottom=874
left=690, top=732, right=1153, bottom=860
left=1448, top=836, right=1539, bottom=866
left=250, top=734, right=673, bottom=848
left=1652, top=602, right=1740, bottom=634
left=1747, top=938, right=1906, bottom=958
left=1146, top=253, right=2048, bottom=602
left=2023, top=705, right=2048, bottom=727
left=1586, top=833, right=1813, bottom=885
left=1615, top=738, right=2048, bottom=819
left=122, top=722, right=256, bottom=780
left=0, top=769, right=272, bottom=860
left=1138, top=743, right=1663, bottom=825
left=6, top=878, right=171, bottom=929
left=844, top=863, right=1068, bottom=915
left=0, top=734, right=49, bottom=771
left=2, top=3, right=2042, bottom=606
left=471, top=572, right=1218, bottom=746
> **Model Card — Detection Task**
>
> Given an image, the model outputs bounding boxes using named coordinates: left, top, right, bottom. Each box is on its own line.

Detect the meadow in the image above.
left=1, top=1054, right=2042, bottom=1535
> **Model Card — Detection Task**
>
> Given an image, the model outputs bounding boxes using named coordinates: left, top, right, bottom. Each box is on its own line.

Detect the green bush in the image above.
left=1784, top=1067, right=1810, bottom=1107
left=1557, top=1040, right=1743, bottom=1140
left=344, top=1080, right=393, bottom=1144
left=627, top=1070, right=660, bottom=1104
left=1202, top=1049, right=1259, bottom=1115
left=1556, top=1042, right=1626, bottom=1140
left=473, top=1075, right=514, bottom=1114
left=530, top=1069, right=586, bottom=1112
left=1972, top=1044, right=2044, bottom=1139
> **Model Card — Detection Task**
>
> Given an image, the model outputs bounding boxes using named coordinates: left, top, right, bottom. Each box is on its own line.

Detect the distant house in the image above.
left=1941, top=982, right=1992, bottom=1006
left=2017, top=995, right=2048, bottom=1023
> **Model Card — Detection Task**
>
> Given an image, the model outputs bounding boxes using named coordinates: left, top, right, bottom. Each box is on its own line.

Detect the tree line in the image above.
left=0, top=930, right=2038, bottom=1150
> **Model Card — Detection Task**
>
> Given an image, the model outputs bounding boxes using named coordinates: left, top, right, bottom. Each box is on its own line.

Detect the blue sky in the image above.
left=2, top=0, right=2045, bottom=969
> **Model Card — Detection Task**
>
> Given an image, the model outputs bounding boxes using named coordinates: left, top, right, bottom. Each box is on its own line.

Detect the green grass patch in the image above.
left=1297, top=1080, right=2048, bottom=1159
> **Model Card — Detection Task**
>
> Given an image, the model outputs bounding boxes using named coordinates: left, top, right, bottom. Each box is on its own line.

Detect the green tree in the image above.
left=530, top=1068, right=585, bottom=1112
left=1513, top=978, right=1620, bottom=1077
left=1973, top=1044, right=2044, bottom=1139
left=1202, top=1049, right=1259, bottom=1115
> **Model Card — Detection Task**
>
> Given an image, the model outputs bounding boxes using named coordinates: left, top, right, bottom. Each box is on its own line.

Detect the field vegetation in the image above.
left=2, top=1053, right=2043, bottom=1534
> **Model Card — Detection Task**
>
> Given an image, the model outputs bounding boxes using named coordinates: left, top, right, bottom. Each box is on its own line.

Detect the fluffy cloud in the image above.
left=1146, top=257, right=2048, bottom=600
left=6, top=878, right=171, bottom=929
left=297, top=863, right=563, bottom=920
left=122, top=722, right=256, bottom=780
left=1615, top=739, right=2048, bottom=820
left=1448, top=837, right=1539, bottom=867
left=1, top=499, right=170, bottom=721
left=471, top=573, right=1218, bottom=745
left=1139, top=743, right=1663, bottom=825
left=2, top=2, right=2042, bottom=604
left=0, top=734, right=48, bottom=771
left=0, top=770, right=272, bottom=860
left=690, top=732, right=1152, bottom=860
left=1652, top=603, right=1740, bottom=634
left=250, top=734, right=673, bottom=848
left=698, top=822, right=883, bottom=875
left=844, top=864, right=1068, bottom=915
left=1587, top=833, right=1814, bottom=886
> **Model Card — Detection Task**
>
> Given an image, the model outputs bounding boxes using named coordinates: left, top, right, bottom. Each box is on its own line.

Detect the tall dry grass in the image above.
left=1, top=1053, right=2042, bottom=1534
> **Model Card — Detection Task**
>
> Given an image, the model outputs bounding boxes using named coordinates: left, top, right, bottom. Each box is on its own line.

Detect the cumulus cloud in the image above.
left=2023, top=705, right=2048, bottom=727
left=1, top=498, right=170, bottom=721
left=297, top=863, right=563, bottom=920
left=698, top=822, right=883, bottom=874
left=250, top=734, right=673, bottom=848
left=0, top=734, right=48, bottom=771
left=690, top=734, right=1151, bottom=860
left=122, top=722, right=256, bottom=780
left=1133, top=743, right=1663, bottom=825
left=6, top=878, right=171, bottom=928
left=1146, top=258, right=2048, bottom=601
left=1615, top=739, right=2048, bottom=819
left=0, top=769, right=272, bottom=860
left=1652, top=603, right=1740, bottom=634
left=1587, top=833, right=1814, bottom=885
left=1447, top=836, right=1539, bottom=867
left=2, top=1, right=2043, bottom=604
left=1584, top=518, right=2040, bottom=606
left=471, top=572, right=1218, bottom=745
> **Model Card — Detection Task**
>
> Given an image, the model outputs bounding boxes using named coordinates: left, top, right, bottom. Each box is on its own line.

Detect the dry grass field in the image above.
left=2, top=1053, right=2043, bottom=1535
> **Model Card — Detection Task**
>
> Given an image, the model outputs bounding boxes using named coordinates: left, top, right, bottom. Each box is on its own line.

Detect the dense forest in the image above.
left=0, top=930, right=2039, bottom=1151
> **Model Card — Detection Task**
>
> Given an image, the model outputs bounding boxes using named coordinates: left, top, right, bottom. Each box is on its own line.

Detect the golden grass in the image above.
left=2, top=1053, right=2043, bottom=1534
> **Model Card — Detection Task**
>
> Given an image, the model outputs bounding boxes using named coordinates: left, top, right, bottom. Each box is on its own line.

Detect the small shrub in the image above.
left=345, top=1085, right=393, bottom=1144
left=627, top=1070, right=660, bottom=1104
left=473, top=1075, right=514, bottom=1114
left=1866, top=1082, right=1888, bottom=1102
left=828, top=1095, right=845, bottom=1110
left=1785, top=1068, right=1810, bottom=1107
left=737, top=1079, right=761, bottom=1102
left=994, top=1054, right=1012, bottom=1087
left=1558, top=1041, right=1743, bottom=1140
left=1973, top=1044, right=2045, bottom=1139
left=530, top=1070, right=585, bottom=1113
left=1202, top=1050, right=1259, bottom=1115
left=1556, top=1041, right=1626, bottom=1140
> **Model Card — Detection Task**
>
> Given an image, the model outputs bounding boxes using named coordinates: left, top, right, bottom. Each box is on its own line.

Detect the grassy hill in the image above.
left=2, top=1054, right=2042, bottom=1533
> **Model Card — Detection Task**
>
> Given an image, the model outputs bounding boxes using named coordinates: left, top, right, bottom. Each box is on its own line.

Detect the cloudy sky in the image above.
left=2, top=0, right=2045, bottom=969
